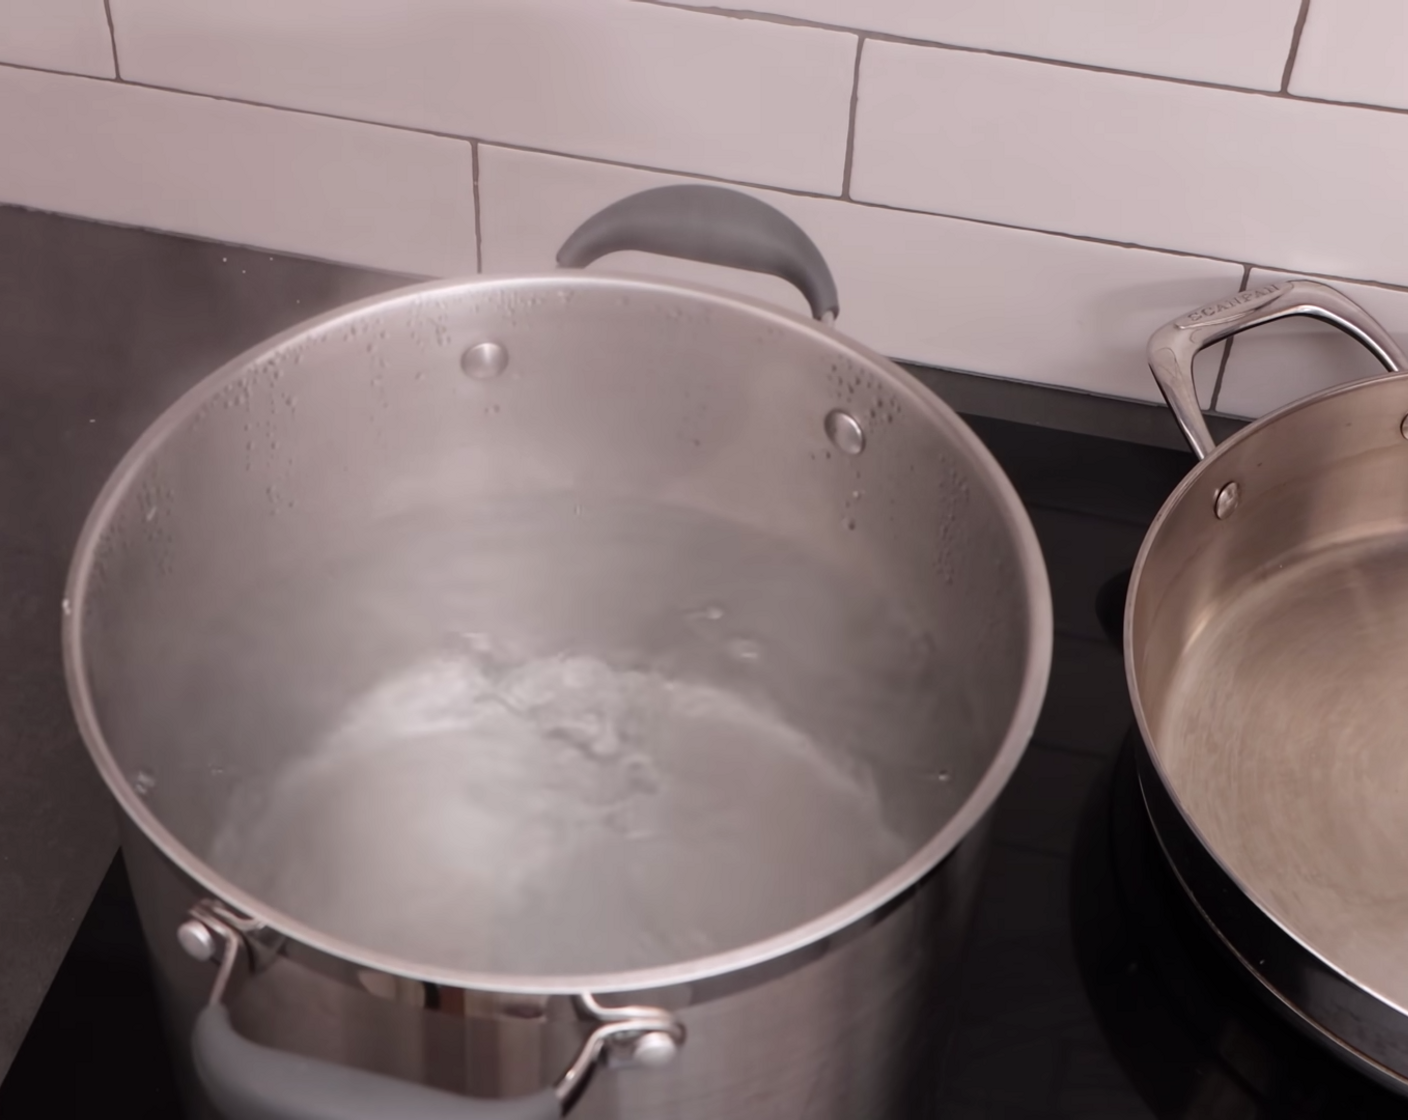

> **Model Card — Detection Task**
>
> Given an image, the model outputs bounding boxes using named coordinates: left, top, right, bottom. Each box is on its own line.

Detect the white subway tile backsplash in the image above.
left=663, top=0, right=1302, bottom=90
left=851, top=42, right=1408, bottom=291
left=1215, top=272, right=1408, bottom=418
left=0, top=0, right=115, bottom=78
left=480, top=145, right=1240, bottom=404
left=109, top=0, right=855, bottom=194
left=0, top=67, right=476, bottom=277
left=1289, top=0, right=1408, bottom=109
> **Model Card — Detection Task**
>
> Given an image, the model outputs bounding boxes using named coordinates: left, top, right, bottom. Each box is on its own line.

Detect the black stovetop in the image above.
left=4, top=415, right=1405, bottom=1120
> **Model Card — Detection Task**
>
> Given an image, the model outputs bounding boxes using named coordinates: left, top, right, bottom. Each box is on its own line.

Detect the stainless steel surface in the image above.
left=69, top=266, right=1049, bottom=988
left=1129, top=279, right=1408, bottom=1086
left=0, top=206, right=1206, bottom=1093
left=1135, top=742, right=1408, bottom=1098
left=127, top=804, right=991, bottom=1118
left=63, top=186, right=1049, bottom=1116
left=0, top=203, right=408, bottom=1085
left=1146, top=278, right=1405, bottom=460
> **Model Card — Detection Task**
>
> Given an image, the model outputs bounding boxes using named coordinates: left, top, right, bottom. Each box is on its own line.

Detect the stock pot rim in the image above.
left=64, top=271, right=1052, bottom=996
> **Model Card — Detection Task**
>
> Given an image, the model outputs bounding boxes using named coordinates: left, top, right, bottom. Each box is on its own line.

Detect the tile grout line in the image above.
left=471, top=140, right=483, bottom=274
left=415, top=144, right=1408, bottom=297
left=1210, top=265, right=1252, bottom=411
left=1281, top=0, right=1314, bottom=93
left=101, top=0, right=122, bottom=80
left=0, top=196, right=1273, bottom=433
left=636, top=0, right=1408, bottom=116
left=0, top=58, right=1264, bottom=268
left=6, top=61, right=1408, bottom=299
left=636, top=0, right=1293, bottom=99
left=630, top=1, right=834, bottom=31
left=14, top=9, right=1408, bottom=124
left=839, top=35, right=865, bottom=200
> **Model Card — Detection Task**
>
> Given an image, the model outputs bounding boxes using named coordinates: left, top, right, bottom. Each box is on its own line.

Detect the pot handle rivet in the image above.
left=622, top=1030, right=679, bottom=1069
left=1399, top=414, right=1408, bottom=440
left=461, top=342, right=509, bottom=381
left=824, top=409, right=865, bottom=455
left=177, top=918, right=218, bottom=962
left=1214, top=481, right=1241, bottom=520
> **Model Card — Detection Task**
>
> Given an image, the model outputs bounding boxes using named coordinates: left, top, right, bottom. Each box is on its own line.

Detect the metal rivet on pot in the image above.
left=824, top=409, right=865, bottom=455
left=461, top=342, right=508, bottom=380
left=1214, top=481, right=1241, bottom=520
left=1399, top=414, right=1408, bottom=440
left=177, top=919, right=217, bottom=962
left=628, top=1031, right=680, bottom=1069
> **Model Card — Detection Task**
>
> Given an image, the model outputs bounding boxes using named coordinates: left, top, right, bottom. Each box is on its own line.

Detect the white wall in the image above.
left=2, top=0, right=1405, bottom=417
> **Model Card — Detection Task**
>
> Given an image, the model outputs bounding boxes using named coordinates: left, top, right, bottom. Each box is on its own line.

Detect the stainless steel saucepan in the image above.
left=64, top=185, right=1051, bottom=1119
left=1129, top=279, right=1408, bottom=1093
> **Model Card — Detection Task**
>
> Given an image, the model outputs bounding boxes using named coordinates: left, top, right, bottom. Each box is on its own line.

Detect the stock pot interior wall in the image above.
left=77, top=278, right=1033, bottom=857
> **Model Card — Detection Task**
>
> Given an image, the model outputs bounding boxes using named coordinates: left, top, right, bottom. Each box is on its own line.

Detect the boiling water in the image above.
left=210, top=643, right=910, bottom=975
left=176, top=496, right=968, bottom=976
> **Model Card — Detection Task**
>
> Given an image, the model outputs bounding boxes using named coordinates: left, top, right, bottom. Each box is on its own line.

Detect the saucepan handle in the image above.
left=181, top=912, right=683, bottom=1120
left=1147, top=278, right=1406, bottom=461
left=555, top=184, right=840, bottom=322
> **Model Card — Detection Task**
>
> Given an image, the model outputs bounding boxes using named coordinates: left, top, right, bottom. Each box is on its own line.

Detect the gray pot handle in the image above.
left=1147, top=279, right=1406, bottom=461
left=194, top=1005, right=561, bottom=1120
left=180, top=909, right=683, bottom=1120
left=555, top=184, right=840, bottom=322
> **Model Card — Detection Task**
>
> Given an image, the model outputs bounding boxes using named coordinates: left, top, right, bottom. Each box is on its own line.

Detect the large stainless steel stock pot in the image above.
left=1130, top=279, right=1408, bottom=1095
left=63, top=185, right=1052, bottom=1119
